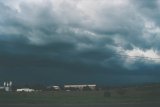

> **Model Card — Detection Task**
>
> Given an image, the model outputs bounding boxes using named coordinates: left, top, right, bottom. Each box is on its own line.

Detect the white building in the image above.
left=16, top=88, right=35, bottom=92
left=64, top=84, right=96, bottom=90
left=88, top=84, right=97, bottom=90
left=52, top=86, right=60, bottom=90
left=0, top=86, right=4, bottom=90
left=0, top=81, right=12, bottom=92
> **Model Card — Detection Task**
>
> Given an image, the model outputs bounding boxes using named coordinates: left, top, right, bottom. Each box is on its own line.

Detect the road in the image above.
left=0, top=103, right=160, bottom=107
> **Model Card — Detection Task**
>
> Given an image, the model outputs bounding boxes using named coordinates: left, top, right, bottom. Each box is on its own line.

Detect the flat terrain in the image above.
left=1, top=103, right=160, bottom=107
left=1, top=85, right=160, bottom=105
left=1, top=91, right=160, bottom=104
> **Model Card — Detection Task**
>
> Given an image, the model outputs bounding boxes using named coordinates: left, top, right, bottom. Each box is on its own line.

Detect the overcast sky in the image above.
left=1, top=0, right=160, bottom=86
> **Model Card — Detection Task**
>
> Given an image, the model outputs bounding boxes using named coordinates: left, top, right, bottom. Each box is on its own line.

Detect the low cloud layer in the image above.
left=0, top=0, right=160, bottom=85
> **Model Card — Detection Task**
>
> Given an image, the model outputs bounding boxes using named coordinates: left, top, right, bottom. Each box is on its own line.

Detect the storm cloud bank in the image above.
left=0, top=0, right=160, bottom=85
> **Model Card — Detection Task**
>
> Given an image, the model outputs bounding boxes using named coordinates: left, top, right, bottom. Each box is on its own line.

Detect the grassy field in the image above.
left=0, top=85, right=160, bottom=104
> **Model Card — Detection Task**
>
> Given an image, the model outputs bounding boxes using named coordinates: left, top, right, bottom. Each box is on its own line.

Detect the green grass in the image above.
left=1, top=87, right=160, bottom=104
left=0, top=91, right=105, bottom=104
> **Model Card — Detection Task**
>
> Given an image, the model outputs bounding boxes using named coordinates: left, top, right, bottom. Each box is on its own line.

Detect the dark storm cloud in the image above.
left=133, top=0, right=158, bottom=9
left=0, top=0, right=160, bottom=85
left=133, top=0, right=160, bottom=26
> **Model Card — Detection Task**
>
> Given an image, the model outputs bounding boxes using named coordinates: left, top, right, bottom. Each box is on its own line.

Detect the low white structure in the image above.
left=52, top=86, right=60, bottom=90
left=0, top=86, right=4, bottom=90
left=88, top=84, right=96, bottom=90
left=16, top=88, right=35, bottom=92
left=64, top=84, right=96, bottom=90
left=64, top=85, right=87, bottom=90
left=5, top=87, right=10, bottom=92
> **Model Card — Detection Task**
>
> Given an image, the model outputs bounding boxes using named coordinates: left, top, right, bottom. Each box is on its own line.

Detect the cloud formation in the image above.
left=0, top=0, right=160, bottom=85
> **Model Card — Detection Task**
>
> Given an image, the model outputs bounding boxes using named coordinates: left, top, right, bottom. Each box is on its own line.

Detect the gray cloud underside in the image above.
left=0, top=0, right=160, bottom=85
